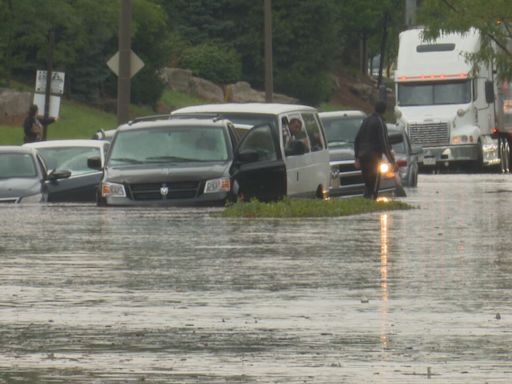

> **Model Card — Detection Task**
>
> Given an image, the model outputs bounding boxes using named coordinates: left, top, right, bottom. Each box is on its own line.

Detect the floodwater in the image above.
left=1, top=174, right=512, bottom=383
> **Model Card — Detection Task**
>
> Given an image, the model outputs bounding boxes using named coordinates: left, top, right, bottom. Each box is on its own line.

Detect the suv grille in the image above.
left=408, top=122, right=449, bottom=146
left=128, top=181, right=201, bottom=200
left=334, top=162, right=363, bottom=186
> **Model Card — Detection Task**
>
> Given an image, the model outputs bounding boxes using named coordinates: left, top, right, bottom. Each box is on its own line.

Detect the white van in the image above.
left=172, top=103, right=331, bottom=201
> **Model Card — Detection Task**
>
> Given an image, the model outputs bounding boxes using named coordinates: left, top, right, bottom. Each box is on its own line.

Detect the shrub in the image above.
left=276, top=69, right=335, bottom=106
left=181, top=43, right=242, bottom=85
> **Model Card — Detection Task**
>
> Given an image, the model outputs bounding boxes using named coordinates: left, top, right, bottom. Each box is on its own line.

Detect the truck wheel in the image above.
left=503, top=140, right=510, bottom=173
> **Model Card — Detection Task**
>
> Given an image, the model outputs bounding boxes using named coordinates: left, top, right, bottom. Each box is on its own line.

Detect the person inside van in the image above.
left=284, top=118, right=309, bottom=155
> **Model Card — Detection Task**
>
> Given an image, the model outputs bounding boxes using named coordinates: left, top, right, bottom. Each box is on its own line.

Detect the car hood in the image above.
left=328, top=146, right=355, bottom=162
left=0, top=177, right=41, bottom=198
left=105, top=162, right=232, bottom=183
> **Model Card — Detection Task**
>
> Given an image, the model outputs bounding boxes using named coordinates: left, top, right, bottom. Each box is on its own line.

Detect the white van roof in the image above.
left=172, top=103, right=317, bottom=115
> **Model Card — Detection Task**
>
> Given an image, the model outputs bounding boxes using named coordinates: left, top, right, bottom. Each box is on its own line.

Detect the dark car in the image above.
left=319, top=110, right=397, bottom=197
left=23, top=140, right=109, bottom=202
left=89, top=117, right=241, bottom=206
left=387, top=124, right=420, bottom=187
left=0, top=146, right=70, bottom=204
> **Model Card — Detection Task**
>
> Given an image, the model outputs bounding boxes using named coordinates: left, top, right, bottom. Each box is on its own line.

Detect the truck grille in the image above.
left=127, top=181, right=201, bottom=200
left=408, top=122, right=450, bottom=146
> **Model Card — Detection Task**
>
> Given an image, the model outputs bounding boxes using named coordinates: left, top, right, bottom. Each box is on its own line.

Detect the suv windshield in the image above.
left=109, top=126, right=230, bottom=165
left=321, top=116, right=364, bottom=145
left=397, top=80, right=471, bottom=106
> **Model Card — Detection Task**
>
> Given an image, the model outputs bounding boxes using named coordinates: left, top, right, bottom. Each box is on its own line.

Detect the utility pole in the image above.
left=42, top=29, right=54, bottom=141
left=117, top=0, right=132, bottom=125
left=264, top=0, right=273, bottom=102
left=405, top=0, right=417, bottom=29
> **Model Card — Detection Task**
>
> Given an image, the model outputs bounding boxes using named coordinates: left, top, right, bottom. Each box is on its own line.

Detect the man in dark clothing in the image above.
left=354, top=101, right=396, bottom=199
left=22, top=104, right=55, bottom=143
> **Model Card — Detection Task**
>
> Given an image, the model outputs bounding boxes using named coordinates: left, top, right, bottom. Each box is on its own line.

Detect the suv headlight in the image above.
left=204, top=177, right=231, bottom=194
left=102, top=182, right=126, bottom=197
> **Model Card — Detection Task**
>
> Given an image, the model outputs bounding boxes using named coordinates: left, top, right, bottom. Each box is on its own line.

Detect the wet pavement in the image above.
left=1, top=174, right=512, bottom=383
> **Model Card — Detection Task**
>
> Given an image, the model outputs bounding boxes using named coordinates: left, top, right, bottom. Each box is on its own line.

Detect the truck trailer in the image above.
left=394, top=28, right=510, bottom=171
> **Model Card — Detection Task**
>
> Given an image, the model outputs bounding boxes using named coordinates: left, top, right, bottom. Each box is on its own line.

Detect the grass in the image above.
left=218, top=197, right=414, bottom=218
left=160, top=89, right=208, bottom=110
left=0, top=89, right=206, bottom=145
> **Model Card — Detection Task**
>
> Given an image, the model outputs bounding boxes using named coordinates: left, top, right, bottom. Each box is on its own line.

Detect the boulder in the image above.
left=229, top=81, right=265, bottom=103
left=189, top=77, right=224, bottom=102
left=229, top=81, right=298, bottom=104
left=160, top=68, right=193, bottom=92
left=0, top=89, right=32, bottom=124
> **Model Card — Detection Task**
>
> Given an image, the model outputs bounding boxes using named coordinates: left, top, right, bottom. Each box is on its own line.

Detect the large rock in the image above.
left=229, top=81, right=265, bottom=103
left=228, top=81, right=298, bottom=104
left=0, top=89, right=32, bottom=124
left=160, top=68, right=193, bottom=93
left=189, top=77, right=224, bottom=102
left=160, top=68, right=224, bottom=102
left=161, top=68, right=298, bottom=104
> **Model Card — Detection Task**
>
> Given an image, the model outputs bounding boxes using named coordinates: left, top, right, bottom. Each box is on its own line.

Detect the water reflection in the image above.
left=379, top=213, right=389, bottom=349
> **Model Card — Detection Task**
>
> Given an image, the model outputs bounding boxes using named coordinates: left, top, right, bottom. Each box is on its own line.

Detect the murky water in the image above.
left=1, top=174, right=512, bottom=383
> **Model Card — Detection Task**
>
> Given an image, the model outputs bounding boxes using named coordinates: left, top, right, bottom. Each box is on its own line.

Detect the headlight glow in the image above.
left=379, top=161, right=395, bottom=177
left=102, top=182, right=126, bottom=197
left=204, top=177, right=231, bottom=194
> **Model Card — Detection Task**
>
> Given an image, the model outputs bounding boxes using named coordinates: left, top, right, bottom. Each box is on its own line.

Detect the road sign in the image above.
left=107, top=50, right=144, bottom=78
left=33, top=94, right=61, bottom=119
left=35, top=70, right=65, bottom=95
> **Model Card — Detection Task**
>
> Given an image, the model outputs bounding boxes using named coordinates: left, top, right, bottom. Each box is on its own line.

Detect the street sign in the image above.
left=35, top=70, right=65, bottom=95
left=107, top=50, right=144, bottom=78
left=33, top=94, right=61, bottom=119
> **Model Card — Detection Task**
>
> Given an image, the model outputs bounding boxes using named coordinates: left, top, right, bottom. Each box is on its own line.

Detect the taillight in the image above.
left=396, top=159, right=407, bottom=167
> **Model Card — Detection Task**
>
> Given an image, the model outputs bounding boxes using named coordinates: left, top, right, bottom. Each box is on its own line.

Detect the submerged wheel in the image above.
left=503, top=140, right=510, bottom=173
left=316, top=185, right=327, bottom=199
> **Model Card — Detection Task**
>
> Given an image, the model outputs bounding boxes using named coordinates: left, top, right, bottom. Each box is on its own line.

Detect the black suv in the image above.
left=89, top=116, right=240, bottom=206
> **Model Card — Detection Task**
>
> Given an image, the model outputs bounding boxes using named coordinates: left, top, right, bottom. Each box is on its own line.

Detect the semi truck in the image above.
left=394, top=28, right=511, bottom=171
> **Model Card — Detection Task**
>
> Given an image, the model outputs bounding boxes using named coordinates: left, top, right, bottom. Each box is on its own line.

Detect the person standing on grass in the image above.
left=354, top=101, right=397, bottom=199
left=22, top=104, right=55, bottom=143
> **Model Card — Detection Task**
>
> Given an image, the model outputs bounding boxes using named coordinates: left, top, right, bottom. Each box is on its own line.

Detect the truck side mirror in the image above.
left=485, top=81, right=495, bottom=103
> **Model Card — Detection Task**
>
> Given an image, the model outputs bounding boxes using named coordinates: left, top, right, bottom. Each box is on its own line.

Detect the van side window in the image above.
left=238, top=124, right=277, bottom=161
left=283, top=115, right=310, bottom=156
left=302, top=113, right=325, bottom=151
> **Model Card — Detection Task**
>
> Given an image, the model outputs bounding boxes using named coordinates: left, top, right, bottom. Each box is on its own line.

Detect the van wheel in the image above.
left=315, top=185, right=327, bottom=199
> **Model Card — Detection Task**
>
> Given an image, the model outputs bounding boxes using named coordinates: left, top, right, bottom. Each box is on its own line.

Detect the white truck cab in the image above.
left=394, top=28, right=505, bottom=170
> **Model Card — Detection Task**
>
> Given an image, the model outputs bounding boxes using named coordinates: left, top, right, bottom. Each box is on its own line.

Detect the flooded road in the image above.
left=1, top=174, right=512, bottom=383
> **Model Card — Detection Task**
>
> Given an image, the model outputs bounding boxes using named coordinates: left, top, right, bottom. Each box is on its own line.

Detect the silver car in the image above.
left=387, top=124, right=420, bottom=187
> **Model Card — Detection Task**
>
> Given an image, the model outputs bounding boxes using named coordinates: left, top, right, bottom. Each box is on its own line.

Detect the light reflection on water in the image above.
left=1, top=174, right=512, bottom=382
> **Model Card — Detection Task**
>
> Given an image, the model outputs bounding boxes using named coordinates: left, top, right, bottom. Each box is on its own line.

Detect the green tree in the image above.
left=418, top=0, right=512, bottom=80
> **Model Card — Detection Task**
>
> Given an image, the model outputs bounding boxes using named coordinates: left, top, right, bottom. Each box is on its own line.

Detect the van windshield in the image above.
left=109, top=126, right=230, bottom=165
left=397, top=80, right=471, bottom=106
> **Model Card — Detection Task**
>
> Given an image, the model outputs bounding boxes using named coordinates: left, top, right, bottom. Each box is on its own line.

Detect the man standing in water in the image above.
left=354, top=101, right=397, bottom=199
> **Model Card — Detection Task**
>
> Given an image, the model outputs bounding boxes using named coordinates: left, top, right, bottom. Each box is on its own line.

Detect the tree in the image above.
left=418, top=0, right=512, bottom=80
